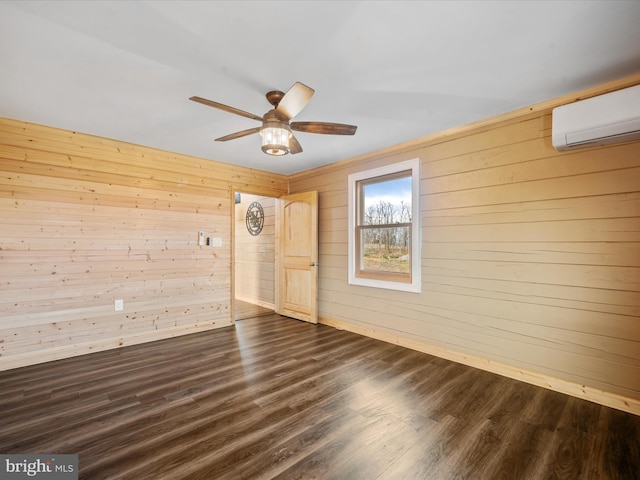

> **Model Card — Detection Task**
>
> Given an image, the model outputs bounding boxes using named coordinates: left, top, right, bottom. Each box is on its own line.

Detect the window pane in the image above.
left=362, top=176, right=412, bottom=226
left=360, top=226, right=410, bottom=274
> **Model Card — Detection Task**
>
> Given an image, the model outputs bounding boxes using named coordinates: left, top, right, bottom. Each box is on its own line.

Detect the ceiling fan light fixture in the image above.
left=260, top=123, right=291, bottom=156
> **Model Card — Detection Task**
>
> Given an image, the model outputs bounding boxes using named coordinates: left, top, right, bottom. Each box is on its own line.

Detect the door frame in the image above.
left=230, top=187, right=318, bottom=325
left=230, top=188, right=280, bottom=323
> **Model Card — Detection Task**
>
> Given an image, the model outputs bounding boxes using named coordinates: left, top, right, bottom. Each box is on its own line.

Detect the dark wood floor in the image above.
left=1, top=314, right=639, bottom=480
left=235, top=300, right=274, bottom=321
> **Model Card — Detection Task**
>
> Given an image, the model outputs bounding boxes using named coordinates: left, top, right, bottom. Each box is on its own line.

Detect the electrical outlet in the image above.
left=115, top=299, right=124, bottom=311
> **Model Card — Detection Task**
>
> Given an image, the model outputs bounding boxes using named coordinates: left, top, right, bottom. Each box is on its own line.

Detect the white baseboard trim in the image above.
left=319, top=316, right=640, bottom=417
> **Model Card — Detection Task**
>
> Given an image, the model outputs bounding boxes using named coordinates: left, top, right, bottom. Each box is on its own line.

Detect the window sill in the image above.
left=348, top=275, right=421, bottom=293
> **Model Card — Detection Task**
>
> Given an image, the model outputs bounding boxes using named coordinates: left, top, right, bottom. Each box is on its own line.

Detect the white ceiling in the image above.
left=2, top=1, right=640, bottom=175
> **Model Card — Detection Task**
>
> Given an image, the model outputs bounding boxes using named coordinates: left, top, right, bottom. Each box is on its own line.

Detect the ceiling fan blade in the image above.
left=290, top=121, right=357, bottom=135
left=215, top=126, right=262, bottom=142
left=276, top=82, right=315, bottom=121
left=289, top=134, right=303, bottom=154
left=190, top=96, right=263, bottom=122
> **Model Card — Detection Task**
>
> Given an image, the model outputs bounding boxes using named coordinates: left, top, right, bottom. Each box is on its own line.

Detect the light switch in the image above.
left=212, top=237, right=223, bottom=247
left=115, top=299, right=124, bottom=311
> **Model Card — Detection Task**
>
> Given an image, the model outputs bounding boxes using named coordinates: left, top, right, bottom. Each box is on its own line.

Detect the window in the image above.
left=348, top=158, right=421, bottom=293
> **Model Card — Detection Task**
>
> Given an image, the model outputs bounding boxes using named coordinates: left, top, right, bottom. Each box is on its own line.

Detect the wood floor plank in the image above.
left=482, top=420, right=553, bottom=479
left=376, top=414, right=466, bottom=480
left=601, top=408, right=640, bottom=479
left=0, top=314, right=639, bottom=479
left=234, top=300, right=273, bottom=321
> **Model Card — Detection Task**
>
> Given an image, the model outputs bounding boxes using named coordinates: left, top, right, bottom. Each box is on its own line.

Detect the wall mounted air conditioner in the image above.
left=552, top=84, right=640, bottom=151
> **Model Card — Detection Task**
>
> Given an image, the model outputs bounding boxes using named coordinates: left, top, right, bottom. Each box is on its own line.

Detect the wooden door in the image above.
left=275, top=191, right=318, bottom=324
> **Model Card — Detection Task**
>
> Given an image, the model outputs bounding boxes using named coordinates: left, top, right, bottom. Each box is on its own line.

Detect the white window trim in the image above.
left=348, top=158, right=421, bottom=293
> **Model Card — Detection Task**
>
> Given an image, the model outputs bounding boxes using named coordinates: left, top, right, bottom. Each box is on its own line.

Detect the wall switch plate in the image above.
left=115, top=299, right=124, bottom=311
left=212, top=237, right=223, bottom=247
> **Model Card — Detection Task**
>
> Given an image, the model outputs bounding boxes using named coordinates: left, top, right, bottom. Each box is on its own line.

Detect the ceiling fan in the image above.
left=190, top=82, right=357, bottom=156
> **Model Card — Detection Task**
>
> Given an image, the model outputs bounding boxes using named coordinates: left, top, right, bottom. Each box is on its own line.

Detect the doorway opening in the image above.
left=233, top=192, right=276, bottom=321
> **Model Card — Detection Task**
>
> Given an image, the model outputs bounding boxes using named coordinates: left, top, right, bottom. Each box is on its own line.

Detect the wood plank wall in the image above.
left=288, top=77, right=640, bottom=412
left=0, top=118, right=287, bottom=370
left=234, top=193, right=276, bottom=309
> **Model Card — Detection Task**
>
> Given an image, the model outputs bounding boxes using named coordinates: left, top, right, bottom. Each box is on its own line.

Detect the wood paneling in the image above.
left=289, top=77, right=640, bottom=411
left=234, top=194, right=276, bottom=308
left=0, top=118, right=287, bottom=369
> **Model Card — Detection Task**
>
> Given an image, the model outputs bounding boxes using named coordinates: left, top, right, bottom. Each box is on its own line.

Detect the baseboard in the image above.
left=319, top=316, right=640, bottom=417
left=0, top=321, right=231, bottom=372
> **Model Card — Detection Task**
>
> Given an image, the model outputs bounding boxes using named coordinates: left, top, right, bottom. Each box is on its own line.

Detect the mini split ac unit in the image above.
left=552, top=84, right=640, bottom=151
